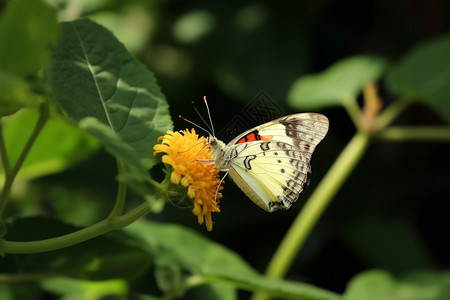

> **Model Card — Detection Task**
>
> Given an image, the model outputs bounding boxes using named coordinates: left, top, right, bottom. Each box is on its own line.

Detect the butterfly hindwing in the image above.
left=219, top=113, right=329, bottom=212
left=227, top=141, right=310, bottom=211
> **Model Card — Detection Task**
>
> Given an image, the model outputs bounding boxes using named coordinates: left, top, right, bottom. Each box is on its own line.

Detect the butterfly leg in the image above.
left=215, top=169, right=229, bottom=201
left=195, top=158, right=216, bottom=165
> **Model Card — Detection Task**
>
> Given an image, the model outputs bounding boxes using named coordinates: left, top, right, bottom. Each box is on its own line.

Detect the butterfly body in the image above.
left=208, top=113, right=329, bottom=212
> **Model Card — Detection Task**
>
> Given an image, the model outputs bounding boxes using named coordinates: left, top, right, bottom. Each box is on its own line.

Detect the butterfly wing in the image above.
left=223, top=113, right=329, bottom=212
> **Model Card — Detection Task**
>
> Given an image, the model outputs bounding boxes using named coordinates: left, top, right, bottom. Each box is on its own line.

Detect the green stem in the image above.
left=375, top=126, right=450, bottom=142
left=0, top=103, right=49, bottom=216
left=162, top=275, right=207, bottom=300
left=343, top=98, right=361, bottom=128
left=108, top=160, right=127, bottom=218
left=0, top=200, right=151, bottom=254
left=176, top=274, right=340, bottom=300
left=376, top=97, right=413, bottom=129
left=252, top=132, right=371, bottom=300
left=0, top=121, right=11, bottom=173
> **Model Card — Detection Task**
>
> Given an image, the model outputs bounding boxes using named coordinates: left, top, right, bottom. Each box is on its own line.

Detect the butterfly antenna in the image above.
left=177, top=140, right=206, bottom=153
left=179, top=115, right=211, bottom=135
left=191, top=101, right=214, bottom=134
left=203, top=96, right=216, bottom=137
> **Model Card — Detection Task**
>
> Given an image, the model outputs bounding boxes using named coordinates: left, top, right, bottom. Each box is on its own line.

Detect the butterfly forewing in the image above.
left=239, top=113, right=329, bottom=157
left=221, top=113, right=329, bottom=212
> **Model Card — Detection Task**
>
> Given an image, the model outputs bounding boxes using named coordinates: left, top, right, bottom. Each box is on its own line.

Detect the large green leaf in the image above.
left=344, top=270, right=450, bottom=300
left=0, top=108, right=99, bottom=183
left=288, top=55, right=388, bottom=110
left=387, top=34, right=450, bottom=123
left=79, top=117, right=149, bottom=180
left=0, top=0, right=58, bottom=77
left=49, top=19, right=173, bottom=169
left=121, top=220, right=340, bottom=300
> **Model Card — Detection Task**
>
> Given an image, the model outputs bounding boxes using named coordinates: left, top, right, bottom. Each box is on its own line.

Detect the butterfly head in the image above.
left=206, top=134, right=217, bottom=147
left=180, top=96, right=227, bottom=165
left=205, top=134, right=227, bottom=166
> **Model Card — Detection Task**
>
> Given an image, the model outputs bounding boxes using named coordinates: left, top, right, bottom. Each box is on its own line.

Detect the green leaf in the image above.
left=0, top=217, right=152, bottom=281
left=79, top=118, right=165, bottom=210
left=79, top=117, right=149, bottom=180
left=188, top=284, right=237, bottom=300
left=0, top=283, right=40, bottom=300
left=0, top=0, right=58, bottom=77
left=0, top=72, right=42, bottom=116
left=0, top=285, right=14, bottom=300
left=387, top=34, right=450, bottom=123
left=0, top=0, right=58, bottom=116
left=344, top=270, right=450, bottom=300
left=288, top=55, right=388, bottom=110
left=340, top=214, right=435, bottom=275
left=344, top=270, right=400, bottom=300
left=121, top=221, right=340, bottom=300
left=0, top=108, right=99, bottom=183
left=122, top=221, right=258, bottom=278
left=49, top=19, right=173, bottom=169
left=45, top=185, right=107, bottom=227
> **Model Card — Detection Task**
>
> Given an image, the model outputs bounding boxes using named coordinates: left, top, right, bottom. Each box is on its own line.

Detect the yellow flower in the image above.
left=153, top=129, right=223, bottom=231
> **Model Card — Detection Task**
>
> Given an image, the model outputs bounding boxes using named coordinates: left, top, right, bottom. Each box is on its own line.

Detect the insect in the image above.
left=183, top=97, right=329, bottom=212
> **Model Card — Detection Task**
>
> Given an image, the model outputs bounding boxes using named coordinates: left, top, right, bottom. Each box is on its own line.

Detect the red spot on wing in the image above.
left=260, top=135, right=273, bottom=141
left=236, top=131, right=273, bottom=144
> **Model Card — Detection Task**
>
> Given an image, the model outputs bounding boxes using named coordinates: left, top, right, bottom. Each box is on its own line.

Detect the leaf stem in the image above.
left=108, top=160, right=127, bottom=218
left=0, top=121, right=11, bottom=174
left=252, top=132, right=371, bottom=300
left=0, top=200, right=152, bottom=254
left=376, top=97, right=413, bottom=129
left=162, top=275, right=207, bottom=300
left=343, top=98, right=361, bottom=127
left=203, top=274, right=340, bottom=300
left=375, top=126, right=450, bottom=142
left=0, top=103, right=49, bottom=217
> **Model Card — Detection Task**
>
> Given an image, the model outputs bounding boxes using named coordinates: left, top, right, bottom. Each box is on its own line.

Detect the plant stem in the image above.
left=375, top=126, right=450, bottom=142
left=0, top=121, right=11, bottom=173
left=252, top=132, right=371, bottom=300
left=202, top=274, right=340, bottom=300
left=108, top=160, right=127, bottom=218
left=0, top=103, right=49, bottom=216
left=0, top=200, right=152, bottom=254
left=343, top=98, right=361, bottom=128
left=162, top=275, right=207, bottom=300
left=376, top=97, right=413, bottom=129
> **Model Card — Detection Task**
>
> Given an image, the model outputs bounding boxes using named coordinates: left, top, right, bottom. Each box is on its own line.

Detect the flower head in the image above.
left=153, top=129, right=223, bottom=231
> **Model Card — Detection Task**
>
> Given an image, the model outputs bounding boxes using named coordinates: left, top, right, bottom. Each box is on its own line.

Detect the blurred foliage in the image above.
left=0, top=0, right=449, bottom=299
left=0, top=108, right=99, bottom=182
left=288, top=55, right=388, bottom=109
left=387, top=34, right=450, bottom=122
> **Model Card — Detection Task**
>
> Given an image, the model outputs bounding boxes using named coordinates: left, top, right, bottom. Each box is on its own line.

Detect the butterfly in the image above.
left=185, top=97, right=329, bottom=212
